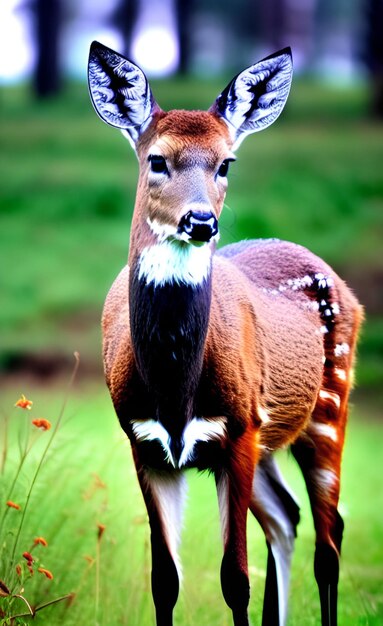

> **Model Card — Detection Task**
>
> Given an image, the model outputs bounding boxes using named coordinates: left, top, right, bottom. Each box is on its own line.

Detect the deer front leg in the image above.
left=133, top=451, right=187, bottom=626
left=216, top=428, right=259, bottom=626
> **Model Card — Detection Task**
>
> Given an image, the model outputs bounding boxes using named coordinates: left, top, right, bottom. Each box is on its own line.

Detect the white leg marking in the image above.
left=252, top=459, right=298, bottom=626
left=178, top=417, right=226, bottom=467
left=319, top=389, right=341, bottom=409
left=216, top=472, right=229, bottom=546
left=146, top=471, right=187, bottom=580
left=131, top=419, right=175, bottom=467
left=138, top=240, right=212, bottom=287
left=308, top=422, right=338, bottom=442
left=313, top=468, right=338, bottom=496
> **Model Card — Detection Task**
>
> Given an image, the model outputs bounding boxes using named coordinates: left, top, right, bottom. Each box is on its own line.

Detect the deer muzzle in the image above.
left=177, top=210, right=218, bottom=243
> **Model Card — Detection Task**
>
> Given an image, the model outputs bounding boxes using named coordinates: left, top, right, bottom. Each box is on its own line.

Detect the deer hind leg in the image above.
left=133, top=451, right=187, bottom=626
left=291, top=350, right=355, bottom=626
left=250, top=454, right=300, bottom=626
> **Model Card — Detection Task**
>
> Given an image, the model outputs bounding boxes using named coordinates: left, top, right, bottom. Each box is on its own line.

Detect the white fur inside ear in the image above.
left=88, top=42, right=157, bottom=142
left=218, top=51, right=293, bottom=150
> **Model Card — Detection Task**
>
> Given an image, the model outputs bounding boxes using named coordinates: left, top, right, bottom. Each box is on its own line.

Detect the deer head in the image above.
left=88, top=42, right=293, bottom=249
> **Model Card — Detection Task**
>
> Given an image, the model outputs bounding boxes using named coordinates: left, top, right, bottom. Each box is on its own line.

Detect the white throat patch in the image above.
left=138, top=240, right=212, bottom=287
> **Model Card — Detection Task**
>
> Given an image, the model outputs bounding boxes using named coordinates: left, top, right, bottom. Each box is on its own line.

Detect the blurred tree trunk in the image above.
left=364, top=0, right=383, bottom=118
left=175, top=0, right=194, bottom=75
left=34, top=0, right=61, bottom=98
left=113, top=0, right=139, bottom=58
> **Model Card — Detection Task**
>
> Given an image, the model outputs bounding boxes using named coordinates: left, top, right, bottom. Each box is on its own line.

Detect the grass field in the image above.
left=1, top=75, right=383, bottom=624
left=0, top=380, right=382, bottom=625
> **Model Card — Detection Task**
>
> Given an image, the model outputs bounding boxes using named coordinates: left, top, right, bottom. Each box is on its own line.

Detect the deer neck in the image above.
left=128, top=216, right=214, bottom=444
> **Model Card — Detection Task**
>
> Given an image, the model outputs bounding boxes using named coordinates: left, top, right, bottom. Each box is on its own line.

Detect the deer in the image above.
left=88, top=41, right=363, bottom=626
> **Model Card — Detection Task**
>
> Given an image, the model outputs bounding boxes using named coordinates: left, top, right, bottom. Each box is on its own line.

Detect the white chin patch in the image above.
left=138, top=240, right=212, bottom=287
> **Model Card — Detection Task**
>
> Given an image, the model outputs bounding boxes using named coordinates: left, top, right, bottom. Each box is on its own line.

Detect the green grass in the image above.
left=0, top=382, right=382, bottom=625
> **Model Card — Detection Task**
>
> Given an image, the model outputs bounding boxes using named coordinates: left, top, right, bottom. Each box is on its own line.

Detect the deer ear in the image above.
left=88, top=41, right=161, bottom=145
left=210, top=48, right=293, bottom=150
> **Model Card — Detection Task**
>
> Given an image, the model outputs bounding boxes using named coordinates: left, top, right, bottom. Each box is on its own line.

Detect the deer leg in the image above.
left=133, top=452, right=187, bottom=626
left=216, top=428, right=259, bottom=626
left=292, top=379, right=350, bottom=626
left=250, top=454, right=300, bottom=626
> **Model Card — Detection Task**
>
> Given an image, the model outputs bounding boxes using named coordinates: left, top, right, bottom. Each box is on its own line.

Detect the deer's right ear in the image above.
left=88, top=41, right=161, bottom=145
left=210, top=48, right=293, bottom=150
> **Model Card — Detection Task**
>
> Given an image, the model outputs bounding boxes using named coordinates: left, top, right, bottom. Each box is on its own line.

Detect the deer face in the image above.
left=135, top=110, right=234, bottom=245
left=88, top=41, right=293, bottom=247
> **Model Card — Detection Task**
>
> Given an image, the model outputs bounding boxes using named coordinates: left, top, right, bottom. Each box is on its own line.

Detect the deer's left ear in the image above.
left=88, top=41, right=161, bottom=145
left=210, top=48, right=293, bottom=150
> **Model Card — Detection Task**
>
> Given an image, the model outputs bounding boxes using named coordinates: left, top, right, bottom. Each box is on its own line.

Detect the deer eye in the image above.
left=148, top=155, right=168, bottom=174
left=217, top=159, right=234, bottom=178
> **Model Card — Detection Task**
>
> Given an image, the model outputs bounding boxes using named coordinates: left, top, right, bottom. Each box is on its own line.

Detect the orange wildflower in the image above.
left=34, top=536, right=48, bottom=547
left=0, top=580, right=10, bottom=597
left=32, top=418, right=51, bottom=431
left=83, top=555, right=95, bottom=565
left=16, top=564, right=22, bottom=577
left=38, top=567, right=53, bottom=580
left=6, top=500, right=21, bottom=510
left=97, top=523, right=106, bottom=541
left=14, top=394, right=33, bottom=410
left=22, top=551, right=33, bottom=563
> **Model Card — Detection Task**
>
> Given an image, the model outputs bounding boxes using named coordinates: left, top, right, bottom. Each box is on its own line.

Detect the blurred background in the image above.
left=0, top=2, right=382, bottom=624
left=0, top=0, right=382, bottom=398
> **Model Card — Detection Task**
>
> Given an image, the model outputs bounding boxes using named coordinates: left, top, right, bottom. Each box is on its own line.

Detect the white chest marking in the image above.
left=131, top=417, right=227, bottom=468
left=132, top=419, right=175, bottom=467
left=178, top=417, right=227, bottom=467
left=138, top=240, right=212, bottom=287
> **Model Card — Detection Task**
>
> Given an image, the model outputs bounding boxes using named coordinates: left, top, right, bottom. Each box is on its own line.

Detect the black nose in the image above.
left=178, top=211, right=218, bottom=243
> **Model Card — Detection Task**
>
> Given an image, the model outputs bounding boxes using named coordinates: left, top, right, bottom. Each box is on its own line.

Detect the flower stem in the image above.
left=10, top=353, right=80, bottom=568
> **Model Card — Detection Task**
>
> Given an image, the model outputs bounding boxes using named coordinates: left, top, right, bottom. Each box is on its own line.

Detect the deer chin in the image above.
left=174, top=232, right=215, bottom=247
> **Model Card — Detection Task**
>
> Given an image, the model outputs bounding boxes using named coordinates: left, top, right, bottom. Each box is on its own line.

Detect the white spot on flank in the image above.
left=308, top=422, right=338, bottom=442
left=334, top=342, right=350, bottom=357
left=178, top=417, right=226, bottom=467
left=257, top=405, right=270, bottom=424
left=335, top=368, right=347, bottom=381
left=138, top=240, right=212, bottom=287
left=319, top=389, right=341, bottom=409
left=315, top=273, right=334, bottom=289
left=286, top=275, right=313, bottom=290
left=131, top=419, right=175, bottom=467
